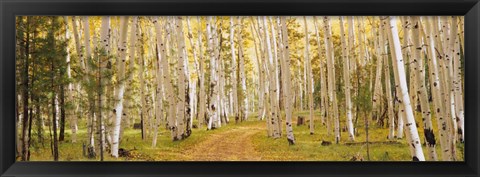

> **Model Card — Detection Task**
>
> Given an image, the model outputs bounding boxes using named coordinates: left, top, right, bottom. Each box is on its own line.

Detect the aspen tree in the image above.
left=206, top=16, right=219, bottom=130
left=230, top=17, right=239, bottom=121
left=197, top=16, right=206, bottom=128
left=433, top=17, right=456, bottom=160
left=82, top=16, right=96, bottom=152
left=411, top=16, right=437, bottom=160
left=386, top=16, right=425, bottom=161
left=124, top=17, right=137, bottom=134
left=313, top=16, right=328, bottom=126
left=151, top=17, right=165, bottom=147
left=111, top=16, right=129, bottom=158
left=174, top=17, right=188, bottom=139
left=445, top=16, right=458, bottom=158
left=263, top=16, right=280, bottom=138
left=186, top=17, right=199, bottom=128
left=453, top=33, right=464, bottom=143
left=214, top=22, right=227, bottom=126
left=422, top=17, right=451, bottom=160
left=381, top=17, right=405, bottom=139
left=341, top=16, right=354, bottom=141
left=63, top=17, right=78, bottom=144
left=372, top=20, right=385, bottom=131
left=250, top=18, right=267, bottom=122
left=280, top=16, right=295, bottom=145
left=379, top=20, right=396, bottom=140
left=323, top=16, right=340, bottom=143
left=98, top=16, right=111, bottom=153
left=70, top=17, right=84, bottom=144
left=139, top=24, right=147, bottom=141
left=212, top=18, right=222, bottom=128
left=303, top=17, right=315, bottom=135
left=157, top=17, right=178, bottom=140
left=239, top=17, right=248, bottom=122
left=402, top=17, right=418, bottom=115
left=270, top=17, right=283, bottom=134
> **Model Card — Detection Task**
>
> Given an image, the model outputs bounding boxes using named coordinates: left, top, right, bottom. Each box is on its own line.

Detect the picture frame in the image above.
left=1, top=0, right=479, bottom=176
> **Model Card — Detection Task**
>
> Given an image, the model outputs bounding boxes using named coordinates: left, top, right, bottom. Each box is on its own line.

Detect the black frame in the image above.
left=1, top=0, right=479, bottom=176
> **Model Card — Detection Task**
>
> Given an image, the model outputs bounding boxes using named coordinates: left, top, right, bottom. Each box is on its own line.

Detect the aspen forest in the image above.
left=15, top=16, right=464, bottom=161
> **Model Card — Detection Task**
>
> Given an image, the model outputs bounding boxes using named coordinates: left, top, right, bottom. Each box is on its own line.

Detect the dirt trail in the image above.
left=184, top=122, right=264, bottom=161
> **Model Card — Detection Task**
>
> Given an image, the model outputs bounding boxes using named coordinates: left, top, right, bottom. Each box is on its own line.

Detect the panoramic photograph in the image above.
left=15, top=16, right=464, bottom=161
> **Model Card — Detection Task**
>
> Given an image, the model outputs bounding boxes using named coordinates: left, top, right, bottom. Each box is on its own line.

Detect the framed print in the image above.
left=1, top=0, right=479, bottom=176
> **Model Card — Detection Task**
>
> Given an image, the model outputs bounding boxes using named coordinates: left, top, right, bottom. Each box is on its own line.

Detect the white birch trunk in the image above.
left=151, top=17, right=165, bottom=147
left=64, top=17, right=78, bottom=143
left=313, top=17, right=328, bottom=126
left=423, top=16, right=452, bottom=160
left=323, top=16, right=340, bottom=143
left=123, top=17, right=137, bottom=135
left=411, top=16, right=437, bottom=160
left=111, top=16, right=129, bottom=158
left=263, top=16, right=280, bottom=138
left=98, top=16, right=110, bottom=151
left=206, top=16, right=218, bottom=130
left=343, top=17, right=355, bottom=141
left=186, top=17, right=199, bottom=128
left=250, top=20, right=266, bottom=121
left=82, top=16, right=96, bottom=149
left=239, top=17, right=248, bottom=122
left=386, top=16, right=425, bottom=161
left=280, top=16, right=296, bottom=145
left=155, top=17, right=178, bottom=140
left=196, top=16, right=206, bottom=128
left=230, top=17, right=239, bottom=122
left=373, top=20, right=385, bottom=130
left=174, top=17, right=187, bottom=139
left=303, top=17, right=315, bottom=135
left=378, top=19, right=395, bottom=140
left=212, top=19, right=222, bottom=128
left=453, top=33, right=464, bottom=143
left=381, top=17, right=405, bottom=139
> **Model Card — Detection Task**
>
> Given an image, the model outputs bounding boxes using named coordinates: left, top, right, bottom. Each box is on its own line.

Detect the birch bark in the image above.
left=386, top=16, right=425, bottom=161
left=111, top=17, right=129, bottom=157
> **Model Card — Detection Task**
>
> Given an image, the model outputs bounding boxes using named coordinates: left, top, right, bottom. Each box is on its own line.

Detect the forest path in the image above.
left=184, top=121, right=265, bottom=161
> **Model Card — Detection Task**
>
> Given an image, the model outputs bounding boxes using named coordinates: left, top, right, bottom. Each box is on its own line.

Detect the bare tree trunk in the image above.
left=279, top=16, right=295, bottom=145
left=386, top=16, right=425, bottom=161
left=19, top=17, right=30, bottom=161
left=186, top=17, right=200, bottom=128
left=111, top=16, right=129, bottom=158
left=206, top=16, right=219, bottom=130
left=432, top=17, right=455, bottom=160
left=409, top=16, right=438, bottom=161
left=175, top=17, right=189, bottom=139
left=154, top=17, right=177, bottom=140
left=453, top=29, right=464, bottom=143
left=263, top=16, right=280, bottom=138
left=313, top=17, right=328, bottom=126
left=250, top=19, right=266, bottom=122
left=230, top=17, right=239, bottom=122
left=340, top=16, right=354, bottom=141
left=372, top=19, right=385, bottom=132
left=139, top=28, right=147, bottom=141
left=303, top=17, right=315, bottom=135
left=323, top=16, right=340, bottom=143
left=423, top=16, right=452, bottom=161
left=197, top=16, right=206, bottom=128
left=444, top=16, right=458, bottom=159
left=377, top=18, right=395, bottom=140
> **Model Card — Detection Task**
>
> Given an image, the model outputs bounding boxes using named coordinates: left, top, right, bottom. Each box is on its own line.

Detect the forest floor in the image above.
left=26, top=111, right=465, bottom=161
